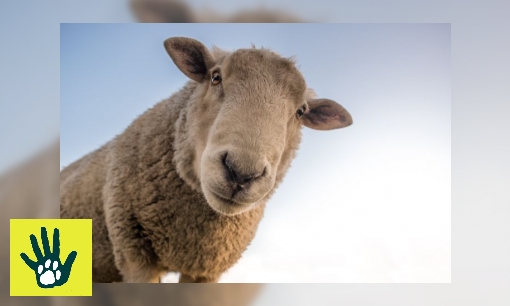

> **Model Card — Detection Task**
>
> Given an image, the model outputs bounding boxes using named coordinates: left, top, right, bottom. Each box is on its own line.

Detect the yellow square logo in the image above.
left=10, top=219, right=92, bottom=296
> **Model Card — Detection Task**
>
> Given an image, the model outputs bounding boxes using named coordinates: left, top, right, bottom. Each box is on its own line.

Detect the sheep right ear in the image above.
left=302, top=99, right=353, bottom=130
left=164, top=37, right=215, bottom=83
left=131, top=0, right=195, bottom=23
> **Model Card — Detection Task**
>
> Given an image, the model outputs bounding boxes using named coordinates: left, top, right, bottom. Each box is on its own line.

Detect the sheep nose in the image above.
left=222, top=153, right=265, bottom=188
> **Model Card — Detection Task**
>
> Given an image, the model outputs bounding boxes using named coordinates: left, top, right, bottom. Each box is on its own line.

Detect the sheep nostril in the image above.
left=242, top=176, right=254, bottom=184
left=221, top=153, right=266, bottom=188
left=222, top=153, right=239, bottom=183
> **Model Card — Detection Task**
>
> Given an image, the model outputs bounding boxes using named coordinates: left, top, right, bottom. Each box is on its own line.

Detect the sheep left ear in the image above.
left=302, top=99, right=353, bottom=130
left=164, top=37, right=215, bottom=83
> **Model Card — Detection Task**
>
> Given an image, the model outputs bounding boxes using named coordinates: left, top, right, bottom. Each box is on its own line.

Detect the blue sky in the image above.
left=60, top=23, right=450, bottom=282
left=60, top=23, right=450, bottom=167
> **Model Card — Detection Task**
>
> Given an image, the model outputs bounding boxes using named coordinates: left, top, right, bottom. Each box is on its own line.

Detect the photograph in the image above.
left=4, top=0, right=510, bottom=305
left=60, top=23, right=450, bottom=283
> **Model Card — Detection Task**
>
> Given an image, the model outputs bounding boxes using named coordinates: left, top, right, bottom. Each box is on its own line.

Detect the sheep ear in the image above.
left=131, top=0, right=194, bottom=23
left=164, top=37, right=215, bottom=83
left=302, top=99, right=353, bottom=130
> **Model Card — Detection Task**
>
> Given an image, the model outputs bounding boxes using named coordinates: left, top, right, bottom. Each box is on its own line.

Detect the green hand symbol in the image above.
left=20, top=227, right=77, bottom=288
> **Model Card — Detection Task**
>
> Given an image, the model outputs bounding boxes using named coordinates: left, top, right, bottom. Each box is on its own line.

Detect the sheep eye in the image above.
left=296, top=105, right=306, bottom=118
left=211, top=72, right=222, bottom=85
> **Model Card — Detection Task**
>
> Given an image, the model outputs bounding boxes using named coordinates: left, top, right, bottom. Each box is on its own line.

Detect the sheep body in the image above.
left=61, top=82, right=267, bottom=282
left=60, top=37, right=352, bottom=282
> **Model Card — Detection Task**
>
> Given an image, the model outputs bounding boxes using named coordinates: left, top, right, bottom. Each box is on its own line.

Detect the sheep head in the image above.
left=165, top=37, right=352, bottom=216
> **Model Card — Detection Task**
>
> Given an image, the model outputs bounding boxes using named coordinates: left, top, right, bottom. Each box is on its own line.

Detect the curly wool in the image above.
left=60, top=75, right=302, bottom=283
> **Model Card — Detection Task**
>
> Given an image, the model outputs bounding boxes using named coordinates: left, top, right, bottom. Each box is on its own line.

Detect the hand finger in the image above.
left=53, top=228, right=60, bottom=258
left=40, top=227, right=51, bottom=257
left=20, top=253, right=38, bottom=270
left=30, top=234, right=43, bottom=260
left=63, top=251, right=77, bottom=269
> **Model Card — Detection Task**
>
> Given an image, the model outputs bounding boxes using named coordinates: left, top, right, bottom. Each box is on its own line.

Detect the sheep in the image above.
left=130, top=0, right=306, bottom=23
left=50, top=284, right=263, bottom=306
left=60, top=37, right=353, bottom=283
left=1, top=141, right=60, bottom=306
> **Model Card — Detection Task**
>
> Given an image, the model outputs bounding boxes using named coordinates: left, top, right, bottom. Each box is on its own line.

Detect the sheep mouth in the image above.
left=209, top=189, right=248, bottom=207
